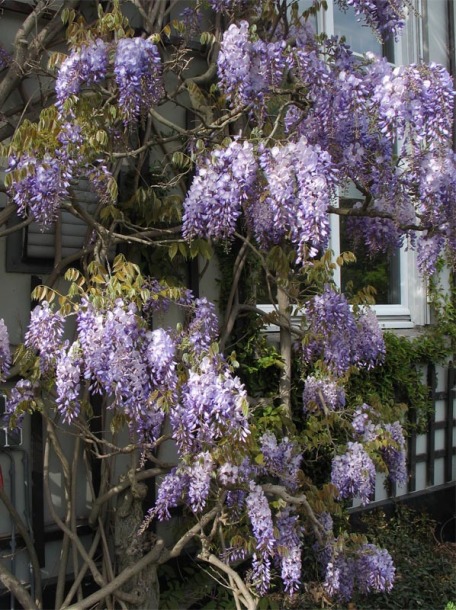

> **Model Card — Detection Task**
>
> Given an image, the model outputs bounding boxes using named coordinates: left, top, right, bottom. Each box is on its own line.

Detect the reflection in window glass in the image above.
left=294, top=0, right=318, bottom=31
left=334, top=4, right=383, bottom=56
left=339, top=200, right=401, bottom=305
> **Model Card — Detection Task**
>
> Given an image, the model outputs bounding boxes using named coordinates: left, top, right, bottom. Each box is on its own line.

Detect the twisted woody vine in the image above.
left=0, top=0, right=453, bottom=608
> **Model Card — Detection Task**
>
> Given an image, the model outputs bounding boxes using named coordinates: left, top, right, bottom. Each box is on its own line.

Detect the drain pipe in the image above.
left=1, top=450, right=16, bottom=610
left=14, top=448, right=34, bottom=604
left=447, top=0, right=456, bottom=362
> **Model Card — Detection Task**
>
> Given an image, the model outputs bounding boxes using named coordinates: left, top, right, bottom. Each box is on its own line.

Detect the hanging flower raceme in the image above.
left=172, top=356, right=250, bottom=454
left=259, top=432, right=302, bottom=491
left=323, top=542, right=395, bottom=601
left=187, top=451, right=215, bottom=512
left=302, top=376, right=346, bottom=413
left=6, top=153, right=73, bottom=227
left=114, top=37, right=164, bottom=122
left=25, top=302, right=65, bottom=370
left=77, top=298, right=176, bottom=441
left=257, top=137, right=337, bottom=261
left=276, top=509, right=303, bottom=594
left=410, top=149, right=456, bottom=275
left=246, top=482, right=276, bottom=594
left=56, top=342, right=83, bottom=423
left=372, top=62, right=455, bottom=151
left=56, top=39, right=108, bottom=111
left=4, top=380, right=36, bottom=429
left=331, top=441, right=376, bottom=505
left=187, top=297, right=219, bottom=356
left=183, top=139, right=257, bottom=240
left=0, top=319, right=11, bottom=383
left=302, top=287, right=385, bottom=376
left=218, top=21, right=289, bottom=116
left=382, top=422, right=407, bottom=485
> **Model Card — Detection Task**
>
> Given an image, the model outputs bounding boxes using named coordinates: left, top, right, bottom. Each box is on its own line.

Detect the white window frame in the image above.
left=321, top=0, right=428, bottom=329
left=258, top=1, right=429, bottom=330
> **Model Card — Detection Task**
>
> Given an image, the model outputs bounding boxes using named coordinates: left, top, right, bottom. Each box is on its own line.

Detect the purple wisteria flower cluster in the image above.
left=257, top=138, right=338, bottom=261
left=25, top=302, right=65, bottom=370
left=0, top=319, right=11, bottom=383
left=7, top=35, right=165, bottom=228
left=4, top=380, right=35, bottom=429
left=183, top=135, right=338, bottom=262
left=17, top=297, right=179, bottom=439
left=351, top=405, right=407, bottom=485
left=7, top=153, right=73, bottom=227
left=74, top=298, right=176, bottom=438
left=187, top=297, right=219, bottom=355
left=259, top=431, right=302, bottom=491
left=56, top=39, right=108, bottom=111
left=302, top=375, right=346, bottom=413
left=356, top=543, right=396, bottom=593
left=331, top=441, right=376, bottom=505
left=382, top=421, right=407, bottom=485
left=183, top=140, right=257, bottom=240
left=324, top=543, right=395, bottom=600
left=302, top=287, right=385, bottom=376
left=148, top=468, right=187, bottom=522
left=352, top=403, right=381, bottom=441
left=276, top=509, right=303, bottom=594
left=172, top=356, right=250, bottom=454
left=345, top=214, right=404, bottom=257
left=56, top=343, right=82, bottom=423
left=56, top=37, right=163, bottom=123
left=218, top=21, right=289, bottom=115
left=246, top=482, right=275, bottom=594
left=280, top=31, right=456, bottom=273
left=114, top=37, right=164, bottom=122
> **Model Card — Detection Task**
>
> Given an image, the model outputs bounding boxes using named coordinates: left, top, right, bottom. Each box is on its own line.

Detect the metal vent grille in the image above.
left=25, top=179, right=98, bottom=260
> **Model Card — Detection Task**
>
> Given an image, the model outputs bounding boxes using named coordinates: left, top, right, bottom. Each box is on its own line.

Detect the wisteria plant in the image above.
left=0, top=1, right=453, bottom=609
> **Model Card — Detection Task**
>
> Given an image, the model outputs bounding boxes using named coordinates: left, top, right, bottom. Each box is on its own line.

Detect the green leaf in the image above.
left=168, top=242, right=178, bottom=261
left=254, top=452, right=264, bottom=465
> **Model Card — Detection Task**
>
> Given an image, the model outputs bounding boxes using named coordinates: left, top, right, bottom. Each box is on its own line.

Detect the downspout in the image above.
left=15, top=448, right=34, bottom=603
left=447, top=0, right=456, bottom=361
left=446, top=0, right=456, bottom=489
left=1, top=450, right=16, bottom=610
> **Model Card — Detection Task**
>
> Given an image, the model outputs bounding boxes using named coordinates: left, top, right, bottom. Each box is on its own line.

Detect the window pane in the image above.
left=339, top=202, right=401, bottom=305
left=296, top=0, right=318, bottom=30
left=334, top=4, right=383, bottom=56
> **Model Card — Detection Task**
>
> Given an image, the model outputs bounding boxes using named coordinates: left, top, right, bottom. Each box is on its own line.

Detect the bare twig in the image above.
left=262, top=483, right=324, bottom=544
left=64, top=539, right=166, bottom=610
left=197, top=552, right=258, bottom=610
left=88, top=467, right=166, bottom=528
left=0, top=561, right=39, bottom=610
left=220, top=239, right=250, bottom=351
left=278, top=284, right=292, bottom=417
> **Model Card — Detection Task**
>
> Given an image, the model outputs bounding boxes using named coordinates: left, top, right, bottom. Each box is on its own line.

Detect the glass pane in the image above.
left=334, top=4, right=383, bottom=56
left=296, top=0, right=318, bottom=30
left=340, top=200, right=401, bottom=305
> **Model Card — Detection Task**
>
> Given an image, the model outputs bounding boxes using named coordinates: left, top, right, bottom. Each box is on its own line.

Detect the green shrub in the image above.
left=351, top=506, right=456, bottom=610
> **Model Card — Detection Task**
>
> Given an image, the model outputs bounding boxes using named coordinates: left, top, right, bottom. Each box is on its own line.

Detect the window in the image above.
left=318, top=0, right=427, bottom=328
left=255, top=1, right=428, bottom=329
left=5, top=179, right=98, bottom=274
